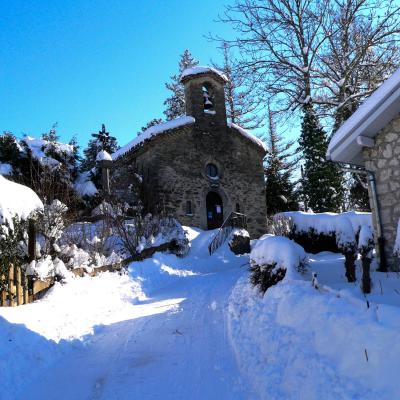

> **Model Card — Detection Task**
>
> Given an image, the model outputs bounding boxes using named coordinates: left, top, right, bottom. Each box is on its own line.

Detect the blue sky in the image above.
left=0, top=0, right=234, bottom=150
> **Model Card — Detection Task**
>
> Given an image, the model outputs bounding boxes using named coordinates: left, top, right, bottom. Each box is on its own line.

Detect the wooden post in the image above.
left=0, top=275, right=6, bottom=306
left=21, top=272, right=28, bottom=305
left=28, top=219, right=36, bottom=262
left=8, top=264, right=15, bottom=307
left=16, top=266, right=23, bottom=306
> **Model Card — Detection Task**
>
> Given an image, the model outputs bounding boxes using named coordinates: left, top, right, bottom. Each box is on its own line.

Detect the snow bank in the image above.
left=180, top=66, right=228, bottom=82
left=228, top=122, right=267, bottom=151
left=112, top=116, right=195, bottom=160
left=0, top=175, right=43, bottom=229
left=250, top=235, right=307, bottom=280
left=228, top=275, right=400, bottom=399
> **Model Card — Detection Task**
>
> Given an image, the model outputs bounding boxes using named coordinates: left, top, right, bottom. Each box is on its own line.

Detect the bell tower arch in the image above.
left=181, top=66, right=228, bottom=131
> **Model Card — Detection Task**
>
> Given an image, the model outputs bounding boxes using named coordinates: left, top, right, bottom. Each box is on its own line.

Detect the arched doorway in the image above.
left=206, top=191, right=223, bottom=229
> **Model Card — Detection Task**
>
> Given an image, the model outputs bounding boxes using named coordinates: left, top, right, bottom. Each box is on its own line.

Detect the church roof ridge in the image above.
left=180, top=66, right=228, bottom=84
left=228, top=122, right=267, bottom=152
left=112, top=116, right=195, bottom=160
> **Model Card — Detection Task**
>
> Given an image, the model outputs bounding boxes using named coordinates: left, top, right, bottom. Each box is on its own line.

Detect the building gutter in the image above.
left=338, top=164, right=388, bottom=272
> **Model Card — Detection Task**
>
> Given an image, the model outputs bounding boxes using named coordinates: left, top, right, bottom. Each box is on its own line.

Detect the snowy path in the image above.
left=4, top=229, right=253, bottom=400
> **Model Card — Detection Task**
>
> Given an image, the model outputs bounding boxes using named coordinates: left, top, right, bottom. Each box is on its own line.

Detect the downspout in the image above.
left=339, top=165, right=388, bottom=272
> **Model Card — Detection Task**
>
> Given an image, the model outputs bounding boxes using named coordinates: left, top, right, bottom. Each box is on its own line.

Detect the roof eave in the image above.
left=328, top=86, right=400, bottom=165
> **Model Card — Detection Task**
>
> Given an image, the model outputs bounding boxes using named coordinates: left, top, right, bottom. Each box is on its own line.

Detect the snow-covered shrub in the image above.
left=36, top=199, right=68, bottom=256
left=229, top=228, right=250, bottom=255
left=280, top=211, right=370, bottom=254
left=358, top=225, right=374, bottom=293
left=249, top=235, right=307, bottom=294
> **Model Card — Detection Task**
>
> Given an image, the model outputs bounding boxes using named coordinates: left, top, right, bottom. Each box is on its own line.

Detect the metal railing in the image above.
left=208, top=212, right=248, bottom=255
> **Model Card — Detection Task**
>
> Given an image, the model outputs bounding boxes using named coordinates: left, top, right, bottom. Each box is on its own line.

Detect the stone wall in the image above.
left=117, top=123, right=267, bottom=238
left=363, top=113, right=400, bottom=270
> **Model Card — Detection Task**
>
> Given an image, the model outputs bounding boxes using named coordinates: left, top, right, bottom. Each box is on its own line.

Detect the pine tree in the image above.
left=264, top=110, right=299, bottom=215
left=81, top=124, right=118, bottom=172
left=91, top=124, right=118, bottom=153
left=41, top=123, right=59, bottom=142
left=299, top=107, right=344, bottom=212
left=0, top=132, right=22, bottom=173
left=164, top=50, right=198, bottom=120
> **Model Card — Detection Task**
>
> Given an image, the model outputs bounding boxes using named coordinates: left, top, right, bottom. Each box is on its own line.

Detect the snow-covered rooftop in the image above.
left=228, top=123, right=267, bottom=152
left=180, top=66, right=228, bottom=83
left=327, top=68, right=400, bottom=165
left=112, top=116, right=195, bottom=160
left=0, top=175, right=43, bottom=229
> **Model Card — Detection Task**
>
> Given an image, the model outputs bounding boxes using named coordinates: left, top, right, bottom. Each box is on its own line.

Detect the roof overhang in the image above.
left=327, top=69, right=400, bottom=166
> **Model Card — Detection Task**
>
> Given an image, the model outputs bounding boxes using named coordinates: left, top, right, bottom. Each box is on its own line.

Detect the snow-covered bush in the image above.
left=229, top=228, right=250, bottom=255
left=36, top=199, right=68, bottom=256
left=0, top=176, right=43, bottom=286
left=358, top=224, right=374, bottom=293
left=249, top=235, right=307, bottom=294
left=280, top=211, right=370, bottom=254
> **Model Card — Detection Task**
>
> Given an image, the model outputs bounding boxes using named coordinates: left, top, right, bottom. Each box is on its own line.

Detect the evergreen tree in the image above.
left=164, top=50, right=198, bottom=120
left=0, top=132, right=22, bottom=173
left=264, top=110, right=299, bottom=215
left=41, top=123, right=59, bottom=142
left=299, top=107, right=344, bottom=212
left=348, top=175, right=371, bottom=211
left=81, top=124, right=118, bottom=172
left=91, top=124, right=118, bottom=153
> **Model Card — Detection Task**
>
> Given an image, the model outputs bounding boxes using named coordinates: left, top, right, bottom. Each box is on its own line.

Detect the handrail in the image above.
left=208, top=212, right=247, bottom=255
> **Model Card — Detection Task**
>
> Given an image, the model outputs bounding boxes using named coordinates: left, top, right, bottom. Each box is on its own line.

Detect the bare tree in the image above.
left=217, top=0, right=330, bottom=113
left=212, top=41, right=264, bottom=130
left=218, top=0, right=400, bottom=126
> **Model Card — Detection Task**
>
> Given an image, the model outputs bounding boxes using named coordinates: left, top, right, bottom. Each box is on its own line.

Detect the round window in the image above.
left=206, top=163, right=218, bottom=178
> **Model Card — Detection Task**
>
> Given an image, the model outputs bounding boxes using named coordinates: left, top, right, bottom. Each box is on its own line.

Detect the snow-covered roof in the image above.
left=327, top=68, right=400, bottom=165
left=96, top=150, right=112, bottom=162
left=228, top=123, right=267, bottom=152
left=112, top=116, right=195, bottom=160
left=0, top=175, right=43, bottom=229
left=180, top=66, right=228, bottom=83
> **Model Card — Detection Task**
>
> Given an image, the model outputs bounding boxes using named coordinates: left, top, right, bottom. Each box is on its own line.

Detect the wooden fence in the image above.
left=0, top=264, right=54, bottom=307
left=0, top=239, right=179, bottom=307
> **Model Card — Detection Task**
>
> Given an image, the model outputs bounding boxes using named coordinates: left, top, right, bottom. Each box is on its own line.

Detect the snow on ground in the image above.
left=229, top=252, right=400, bottom=400
left=0, top=227, right=253, bottom=400
left=2, top=227, right=400, bottom=399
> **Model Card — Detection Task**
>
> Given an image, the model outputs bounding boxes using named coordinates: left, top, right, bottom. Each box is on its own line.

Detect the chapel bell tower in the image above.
left=181, top=66, right=228, bottom=131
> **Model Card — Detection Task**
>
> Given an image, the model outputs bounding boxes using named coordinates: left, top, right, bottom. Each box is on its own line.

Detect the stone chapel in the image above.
left=112, top=66, right=267, bottom=237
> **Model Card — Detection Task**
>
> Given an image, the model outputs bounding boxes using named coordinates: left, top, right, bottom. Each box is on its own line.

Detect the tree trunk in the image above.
left=344, top=251, right=357, bottom=282
left=361, top=254, right=372, bottom=294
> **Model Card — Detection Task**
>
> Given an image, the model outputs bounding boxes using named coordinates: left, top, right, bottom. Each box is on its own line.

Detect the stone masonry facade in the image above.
left=113, top=69, right=267, bottom=238
left=363, top=113, right=400, bottom=270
